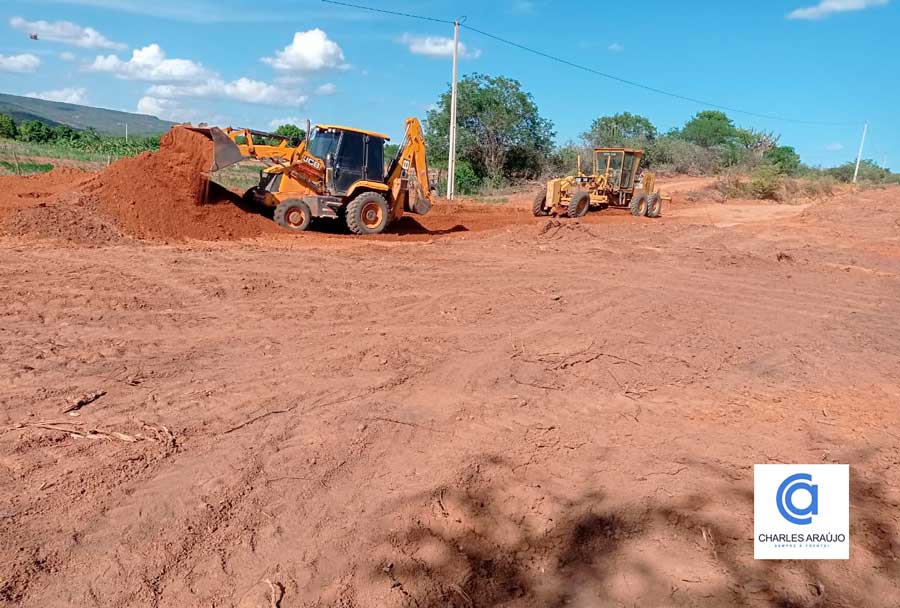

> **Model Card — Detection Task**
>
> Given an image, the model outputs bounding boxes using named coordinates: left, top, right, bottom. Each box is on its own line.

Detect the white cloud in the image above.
left=608, top=42, right=624, bottom=52
left=826, top=142, right=845, bottom=151
left=137, top=96, right=197, bottom=122
left=0, top=53, right=40, bottom=73
left=9, top=16, right=125, bottom=50
left=398, top=34, right=481, bottom=59
left=315, top=82, right=336, bottom=95
left=25, top=87, right=87, bottom=104
left=788, top=0, right=889, bottom=20
left=262, top=29, right=346, bottom=72
left=87, top=44, right=210, bottom=82
left=60, top=51, right=76, bottom=61
left=268, top=117, right=304, bottom=129
left=147, top=77, right=306, bottom=107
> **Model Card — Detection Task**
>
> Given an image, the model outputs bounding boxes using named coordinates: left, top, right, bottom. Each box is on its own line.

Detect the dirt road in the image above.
left=1, top=181, right=899, bottom=607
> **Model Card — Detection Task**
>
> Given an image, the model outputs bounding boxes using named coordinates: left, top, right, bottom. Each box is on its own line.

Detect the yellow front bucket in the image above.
left=183, top=126, right=244, bottom=172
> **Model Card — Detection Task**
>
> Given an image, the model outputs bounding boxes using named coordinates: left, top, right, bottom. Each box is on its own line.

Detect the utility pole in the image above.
left=125, top=122, right=128, bottom=141
left=852, top=121, right=868, bottom=183
left=447, top=19, right=460, bottom=200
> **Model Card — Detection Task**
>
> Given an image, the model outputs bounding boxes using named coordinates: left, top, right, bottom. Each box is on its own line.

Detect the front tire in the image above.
left=630, top=193, right=648, bottom=217
left=646, top=193, right=662, bottom=218
left=567, top=190, right=590, bottom=218
left=274, top=199, right=312, bottom=231
left=346, top=192, right=390, bottom=235
left=532, top=189, right=550, bottom=217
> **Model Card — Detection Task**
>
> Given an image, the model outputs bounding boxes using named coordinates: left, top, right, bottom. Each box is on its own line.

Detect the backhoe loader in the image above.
left=190, top=117, right=433, bottom=235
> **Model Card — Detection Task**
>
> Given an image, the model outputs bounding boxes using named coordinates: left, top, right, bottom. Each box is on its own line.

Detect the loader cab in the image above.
left=594, top=148, right=643, bottom=191
left=311, top=125, right=389, bottom=196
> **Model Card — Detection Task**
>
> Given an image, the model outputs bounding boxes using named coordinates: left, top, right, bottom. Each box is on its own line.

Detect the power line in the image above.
left=320, top=0, right=453, bottom=24
left=461, top=24, right=859, bottom=127
left=321, top=0, right=862, bottom=127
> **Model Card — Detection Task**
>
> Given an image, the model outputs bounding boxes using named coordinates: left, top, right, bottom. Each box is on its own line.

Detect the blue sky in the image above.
left=0, top=0, right=896, bottom=168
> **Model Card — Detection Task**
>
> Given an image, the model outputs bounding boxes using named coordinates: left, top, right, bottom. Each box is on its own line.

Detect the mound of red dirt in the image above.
left=89, top=126, right=278, bottom=241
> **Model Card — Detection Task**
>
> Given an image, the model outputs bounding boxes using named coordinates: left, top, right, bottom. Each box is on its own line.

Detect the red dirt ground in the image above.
left=0, top=160, right=899, bottom=607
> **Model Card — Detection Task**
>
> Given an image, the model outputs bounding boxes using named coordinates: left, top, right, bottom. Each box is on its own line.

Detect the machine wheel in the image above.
left=532, top=189, right=550, bottom=217
left=346, top=192, right=390, bottom=235
left=646, top=193, right=662, bottom=218
left=274, top=199, right=312, bottom=232
left=241, top=186, right=260, bottom=205
left=567, top=190, right=590, bottom=218
left=630, top=193, right=648, bottom=217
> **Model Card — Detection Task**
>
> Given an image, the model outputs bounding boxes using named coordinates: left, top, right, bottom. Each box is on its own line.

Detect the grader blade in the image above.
left=183, top=126, right=244, bottom=172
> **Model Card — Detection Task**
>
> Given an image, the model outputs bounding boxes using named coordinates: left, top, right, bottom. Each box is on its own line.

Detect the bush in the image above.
left=749, top=164, right=783, bottom=200
left=765, top=146, right=801, bottom=175
left=713, top=171, right=749, bottom=199
left=454, top=159, right=482, bottom=195
left=646, top=136, right=722, bottom=174
left=0, top=113, right=17, bottom=139
left=17, top=120, right=54, bottom=143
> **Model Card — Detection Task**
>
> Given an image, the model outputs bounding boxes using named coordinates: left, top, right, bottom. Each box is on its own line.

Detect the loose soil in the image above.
left=0, top=152, right=898, bottom=607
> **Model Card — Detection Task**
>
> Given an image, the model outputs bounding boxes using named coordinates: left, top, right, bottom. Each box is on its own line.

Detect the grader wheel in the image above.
left=630, top=193, right=648, bottom=217
left=646, top=193, right=662, bottom=218
left=567, top=190, right=590, bottom=218
left=532, top=190, right=550, bottom=217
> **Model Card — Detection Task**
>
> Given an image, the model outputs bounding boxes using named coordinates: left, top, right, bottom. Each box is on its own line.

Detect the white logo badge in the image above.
left=754, top=464, right=849, bottom=559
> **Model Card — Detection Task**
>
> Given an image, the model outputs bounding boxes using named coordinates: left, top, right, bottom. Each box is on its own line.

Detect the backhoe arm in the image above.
left=387, top=117, right=434, bottom=216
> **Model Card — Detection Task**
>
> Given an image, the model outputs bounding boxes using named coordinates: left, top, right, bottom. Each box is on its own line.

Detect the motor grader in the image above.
left=191, top=117, right=433, bottom=235
left=533, top=148, right=667, bottom=219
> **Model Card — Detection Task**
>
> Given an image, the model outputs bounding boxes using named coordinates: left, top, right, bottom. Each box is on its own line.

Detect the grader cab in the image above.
left=534, top=147, right=667, bottom=218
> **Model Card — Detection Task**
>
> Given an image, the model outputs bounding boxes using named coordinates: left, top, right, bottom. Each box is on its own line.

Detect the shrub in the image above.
left=17, top=120, right=54, bottom=143
left=0, top=113, right=16, bottom=139
left=713, top=171, right=749, bottom=199
left=646, top=136, right=722, bottom=175
left=765, top=146, right=801, bottom=175
left=454, top=159, right=483, bottom=195
left=749, top=164, right=783, bottom=200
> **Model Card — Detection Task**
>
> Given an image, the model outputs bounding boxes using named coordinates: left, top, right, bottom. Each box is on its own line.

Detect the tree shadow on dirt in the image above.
left=370, top=455, right=898, bottom=608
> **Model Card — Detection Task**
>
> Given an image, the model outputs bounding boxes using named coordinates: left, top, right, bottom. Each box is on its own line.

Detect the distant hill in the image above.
left=0, top=93, right=174, bottom=135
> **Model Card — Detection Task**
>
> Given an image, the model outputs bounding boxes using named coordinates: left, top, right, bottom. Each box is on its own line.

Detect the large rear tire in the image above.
left=630, top=193, right=648, bottom=217
left=532, top=189, right=550, bottom=217
left=646, top=193, right=662, bottom=218
left=274, top=199, right=311, bottom=231
left=567, top=190, right=590, bottom=218
left=346, top=192, right=390, bottom=235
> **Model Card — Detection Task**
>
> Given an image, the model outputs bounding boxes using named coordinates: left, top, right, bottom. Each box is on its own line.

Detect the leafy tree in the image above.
left=826, top=159, right=899, bottom=184
left=680, top=110, right=738, bottom=148
left=17, top=120, right=54, bottom=143
left=764, top=146, right=801, bottom=175
left=51, top=124, right=78, bottom=143
left=582, top=112, right=657, bottom=147
left=426, top=73, right=555, bottom=180
left=274, top=124, right=305, bottom=146
left=736, top=127, right=779, bottom=153
left=0, top=113, right=17, bottom=139
left=384, top=143, right=400, bottom=161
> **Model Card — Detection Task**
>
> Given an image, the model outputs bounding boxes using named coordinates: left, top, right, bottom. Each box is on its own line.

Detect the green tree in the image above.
left=0, top=113, right=17, bottom=139
left=582, top=112, right=657, bottom=147
left=17, top=120, right=54, bottom=143
left=680, top=110, right=738, bottom=148
left=426, top=73, right=555, bottom=180
left=274, top=124, right=305, bottom=146
left=764, top=146, right=801, bottom=175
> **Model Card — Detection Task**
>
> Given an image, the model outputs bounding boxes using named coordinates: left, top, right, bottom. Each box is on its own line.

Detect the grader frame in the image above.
left=535, top=147, right=666, bottom=218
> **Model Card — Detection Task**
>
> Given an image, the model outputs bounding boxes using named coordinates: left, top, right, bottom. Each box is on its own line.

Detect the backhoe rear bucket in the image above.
left=183, top=126, right=244, bottom=172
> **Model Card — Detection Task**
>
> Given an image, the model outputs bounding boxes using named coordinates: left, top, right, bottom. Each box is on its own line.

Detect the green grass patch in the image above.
left=0, top=160, right=53, bottom=174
